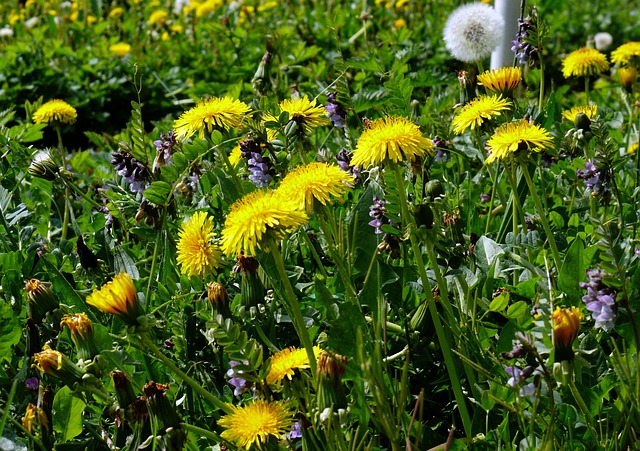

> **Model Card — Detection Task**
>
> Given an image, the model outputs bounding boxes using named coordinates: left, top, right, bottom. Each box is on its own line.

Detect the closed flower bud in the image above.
left=33, top=346, right=84, bottom=385
left=552, top=307, right=583, bottom=361
left=28, top=150, right=60, bottom=181
left=86, top=272, right=143, bottom=327
left=61, top=313, right=99, bottom=362
left=25, top=279, right=59, bottom=323
left=207, top=281, right=231, bottom=316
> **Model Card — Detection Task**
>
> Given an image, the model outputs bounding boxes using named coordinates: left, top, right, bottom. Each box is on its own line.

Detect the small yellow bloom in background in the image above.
left=173, top=96, right=252, bottom=141
left=562, top=47, right=609, bottom=78
left=218, top=400, right=294, bottom=449
left=266, top=345, right=323, bottom=385
left=452, top=95, right=512, bottom=135
left=161, top=31, right=170, bottom=41
left=552, top=306, right=583, bottom=361
left=147, top=9, right=168, bottom=26
left=276, top=162, right=354, bottom=213
left=562, top=104, right=597, bottom=123
left=176, top=211, right=223, bottom=279
left=351, top=116, right=433, bottom=168
left=611, top=41, right=640, bottom=67
left=86, top=15, right=97, bottom=25
left=108, top=7, right=124, bottom=18
left=477, top=67, right=521, bottom=97
left=170, top=24, right=184, bottom=33
left=393, top=18, right=406, bottom=29
left=228, top=143, right=243, bottom=166
left=109, top=42, right=131, bottom=57
left=32, top=99, right=77, bottom=126
left=196, top=0, right=223, bottom=17
left=618, top=66, right=637, bottom=90
left=220, top=190, right=308, bottom=257
left=628, top=142, right=638, bottom=155
left=278, top=95, right=330, bottom=132
left=22, top=404, right=48, bottom=434
left=86, top=271, right=143, bottom=326
left=257, top=0, right=278, bottom=12
left=485, top=119, right=553, bottom=164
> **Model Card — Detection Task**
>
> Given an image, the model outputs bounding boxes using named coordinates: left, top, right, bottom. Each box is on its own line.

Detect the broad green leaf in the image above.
left=114, top=246, right=140, bottom=279
left=475, top=236, right=505, bottom=272
left=489, top=292, right=509, bottom=312
left=0, top=302, right=21, bottom=362
left=143, top=181, right=172, bottom=206
left=558, top=237, right=596, bottom=303
left=52, top=386, right=86, bottom=442
left=506, top=301, right=527, bottom=319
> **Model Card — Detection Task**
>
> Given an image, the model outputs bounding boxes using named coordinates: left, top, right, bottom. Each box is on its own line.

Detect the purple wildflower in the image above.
left=325, top=92, right=347, bottom=128
left=286, top=420, right=303, bottom=439
left=480, top=193, right=491, bottom=203
left=152, top=130, right=176, bottom=172
left=576, top=159, right=612, bottom=201
left=579, top=269, right=617, bottom=331
left=25, top=377, right=39, bottom=391
left=511, top=15, right=539, bottom=66
left=227, top=360, right=252, bottom=397
left=336, top=149, right=361, bottom=184
left=432, top=136, right=450, bottom=163
left=111, top=151, right=152, bottom=195
left=369, top=196, right=394, bottom=235
left=240, top=138, right=274, bottom=188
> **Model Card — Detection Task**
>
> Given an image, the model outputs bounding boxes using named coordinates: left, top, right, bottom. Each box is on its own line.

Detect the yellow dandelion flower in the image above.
left=611, top=42, right=640, bottom=66
left=275, top=162, right=354, bottom=213
left=552, top=306, right=583, bottom=361
left=257, top=0, right=278, bottom=12
left=108, top=7, right=124, bottom=18
left=196, top=0, right=223, bottom=17
left=229, top=143, right=243, bottom=166
left=32, top=99, right=77, bottom=126
left=628, top=142, right=638, bottom=155
left=109, top=42, right=131, bottom=57
left=618, top=66, right=637, bottom=90
left=170, top=24, right=184, bottom=33
left=452, top=95, right=512, bottom=135
left=87, top=15, right=97, bottom=25
left=176, top=211, right=223, bottom=279
left=351, top=116, right=433, bottom=168
left=477, top=67, right=521, bottom=97
left=219, top=400, right=293, bottom=450
left=562, top=105, right=597, bottom=123
left=485, top=120, right=553, bottom=164
left=33, top=345, right=84, bottom=382
left=393, top=18, right=406, bottom=29
left=86, top=271, right=143, bottom=326
left=173, top=96, right=252, bottom=141
left=147, top=9, right=168, bottom=26
left=220, top=190, right=308, bottom=257
left=22, top=404, right=48, bottom=434
left=266, top=346, right=323, bottom=385
left=562, top=47, right=609, bottom=78
left=278, top=95, right=330, bottom=132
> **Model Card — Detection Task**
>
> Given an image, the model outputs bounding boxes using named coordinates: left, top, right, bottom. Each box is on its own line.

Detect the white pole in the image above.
left=491, top=0, right=520, bottom=70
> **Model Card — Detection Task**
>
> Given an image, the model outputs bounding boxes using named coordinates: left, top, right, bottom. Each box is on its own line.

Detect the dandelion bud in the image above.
left=28, top=150, right=59, bottom=181
left=86, top=272, right=144, bottom=327
left=317, top=351, right=348, bottom=411
left=33, top=346, right=84, bottom=386
left=22, top=403, right=49, bottom=435
left=412, top=203, right=434, bottom=229
left=573, top=112, right=591, bottom=133
left=143, top=381, right=187, bottom=450
left=552, top=307, right=583, bottom=361
left=618, top=67, right=637, bottom=93
left=207, top=281, right=231, bottom=316
left=235, top=255, right=266, bottom=308
left=25, top=279, right=59, bottom=323
left=252, top=51, right=272, bottom=96
left=61, top=313, right=99, bottom=362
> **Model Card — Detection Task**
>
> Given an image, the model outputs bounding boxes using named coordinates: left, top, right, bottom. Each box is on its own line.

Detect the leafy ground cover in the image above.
left=1, top=0, right=640, bottom=449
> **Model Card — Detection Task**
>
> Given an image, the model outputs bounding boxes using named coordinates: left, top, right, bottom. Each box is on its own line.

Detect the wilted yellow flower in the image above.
left=553, top=306, right=583, bottom=361
left=109, top=42, right=131, bottom=57
left=277, top=95, right=330, bottom=132
left=452, top=95, right=512, bottom=135
left=32, top=99, right=77, bottom=126
left=147, top=9, right=168, bottom=26
left=61, top=313, right=98, bottom=361
left=219, top=400, right=293, bottom=450
left=220, top=190, right=308, bottom=257
left=486, top=120, right=553, bottom=163
left=22, top=404, right=48, bottom=434
left=351, top=116, right=433, bottom=168
left=275, top=162, right=354, bottom=213
left=266, top=346, right=322, bottom=385
left=611, top=41, right=640, bottom=66
left=176, top=211, right=223, bottom=279
left=477, top=67, right=521, bottom=97
left=33, top=346, right=84, bottom=383
left=86, top=272, right=143, bottom=326
left=173, top=96, right=252, bottom=141
left=562, top=105, right=597, bottom=123
left=562, top=47, right=609, bottom=78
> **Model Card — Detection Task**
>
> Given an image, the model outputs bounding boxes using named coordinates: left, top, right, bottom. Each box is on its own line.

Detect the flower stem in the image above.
left=218, top=145, right=244, bottom=195
left=139, top=334, right=231, bottom=414
left=181, top=422, right=225, bottom=443
left=391, top=164, right=472, bottom=438
left=266, top=237, right=317, bottom=375
left=564, top=362, right=599, bottom=443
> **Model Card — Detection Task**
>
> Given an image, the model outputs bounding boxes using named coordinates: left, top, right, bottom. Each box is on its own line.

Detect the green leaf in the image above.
left=475, top=236, right=505, bottom=272
left=143, top=181, right=172, bottom=206
left=558, top=237, right=596, bottom=303
left=0, top=302, right=20, bottom=362
left=52, top=386, right=86, bottom=442
left=114, top=246, right=140, bottom=279
left=183, top=138, right=209, bottom=160
left=489, top=292, right=509, bottom=312
left=506, top=301, right=527, bottom=319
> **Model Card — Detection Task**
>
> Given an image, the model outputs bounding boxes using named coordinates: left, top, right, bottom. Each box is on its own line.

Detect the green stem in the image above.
left=218, top=146, right=244, bottom=195
left=0, top=406, right=47, bottom=451
left=61, top=176, right=102, bottom=209
left=391, top=164, right=472, bottom=437
left=56, top=127, right=71, bottom=241
left=0, top=202, right=17, bottom=249
left=145, top=212, right=165, bottom=307
left=181, top=422, right=225, bottom=443
left=519, top=160, right=562, bottom=272
left=139, top=334, right=231, bottom=414
left=565, top=363, right=599, bottom=443
left=300, top=229, right=329, bottom=279
left=538, top=58, right=545, bottom=112
left=266, top=237, right=317, bottom=375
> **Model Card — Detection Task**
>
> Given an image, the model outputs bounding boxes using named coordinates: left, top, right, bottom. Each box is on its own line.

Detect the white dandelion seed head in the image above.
left=593, top=32, right=613, bottom=51
left=0, top=27, right=13, bottom=38
left=443, top=3, right=505, bottom=63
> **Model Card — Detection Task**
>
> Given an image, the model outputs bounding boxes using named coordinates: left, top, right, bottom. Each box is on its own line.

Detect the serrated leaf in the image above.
left=52, top=386, right=86, bottom=442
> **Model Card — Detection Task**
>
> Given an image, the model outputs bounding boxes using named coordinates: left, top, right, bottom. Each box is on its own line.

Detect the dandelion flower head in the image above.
left=86, top=271, right=142, bottom=325
left=562, top=105, right=597, bottom=123
left=109, top=42, right=131, bottom=57
left=611, top=41, right=640, bottom=66
left=452, top=95, right=512, bottom=135
left=278, top=95, right=330, bottom=132
left=220, top=190, right=308, bottom=257
left=174, top=96, right=252, bottom=141
left=562, top=47, right=609, bottom=78
left=266, top=346, right=323, bottom=385
left=229, top=143, right=243, bottom=167
left=486, top=119, right=553, bottom=164
left=477, top=67, right=522, bottom=97
left=218, top=399, right=294, bottom=450
left=618, top=66, right=637, bottom=89
left=176, top=211, right=223, bottom=279
left=443, top=3, right=505, bottom=63
left=32, top=99, right=77, bottom=126
left=276, top=162, right=354, bottom=213
left=351, top=116, right=433, bottom=168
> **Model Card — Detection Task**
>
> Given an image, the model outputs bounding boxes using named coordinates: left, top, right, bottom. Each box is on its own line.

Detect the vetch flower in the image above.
left=443, top=2, right=505, bottom=63
left=266, top=346, right=322, bottom=385
left=511, top=14, right=539, bottom=66
left=275, top=162, right=354, bottom=213
left=176, top=211, right=223, bottom=279
left=552, top=307, right=583, bottom=361
left=611, top=41, right=640, bottom=67
left=278, top=95, right=330, bottom=132
left=562, top=48, right=609, bottom=78
left=562, top=105, right=597, bottom=123
left=485, top=119, right=553, bottom=163
left=351, top=116, right=433, bottom=168
left=86, top=271, right=143, bottom=326
left=220, top=190, right=308, bottom=257
left=152, top=130, right=176, bottom=172
left=218, top=399, right=294, bottom=450
left=109, top=42, right=131, bottom=56
left=576, top=158, right=612, bottom=201
left=579, top=269, right=618, bottom=331
left=111, top=150, right=152, bottom=194
left=335, top=149, right=362, bottom=184
left=477, top=67, right=521, bottom=97
left=368, top=195, right=398, bottom=235
left=325, top=92, right=347, bottom=128
left=226, top=360, right=252, bottom=396
left=240, top=137, right=274, bottom=188
left=173, top=96, right=252, bottom=141
left=32, top=99, right=77, bottom=126
left=452, top=95, right=512, bottom=135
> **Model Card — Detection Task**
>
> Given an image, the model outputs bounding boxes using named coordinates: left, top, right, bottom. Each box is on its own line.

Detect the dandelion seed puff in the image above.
left=443, top=3, right=505, bottom=63
left=593, top=32, right=613, bottom=51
